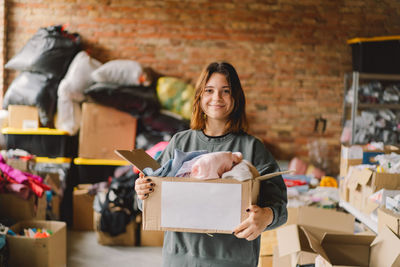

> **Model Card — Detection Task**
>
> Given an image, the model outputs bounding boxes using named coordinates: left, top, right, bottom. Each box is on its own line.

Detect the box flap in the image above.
left=276, top=224, right=306, bottom=256
left=373, top=172, right=400, bottom=191
left=370, top=225, right=400, bottom=267
left=115, top=149, right=161, bottom=171
left=347, top=168, right=361, bottom=190
left=357, top=168, right=373, bottom=186
left=277, top=224, right=330, bottom=257
left=296, top=206, right=354, bottom=234
left=318, top=233, right=374, bottom=266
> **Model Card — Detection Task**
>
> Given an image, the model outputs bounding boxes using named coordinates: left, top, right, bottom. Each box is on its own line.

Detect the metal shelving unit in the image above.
left=339, top=200, right=378, bottom=234
left=342, top=72, right=400, bottom=144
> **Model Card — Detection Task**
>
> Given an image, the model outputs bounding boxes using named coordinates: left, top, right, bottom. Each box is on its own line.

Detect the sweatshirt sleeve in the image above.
left=137, top=135, right=177, bottom=211
left=252, top=138, right=288, bottom=230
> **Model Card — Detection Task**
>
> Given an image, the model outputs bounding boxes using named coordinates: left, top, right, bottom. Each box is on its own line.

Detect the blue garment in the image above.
left=143, top=149, right=208, bottom=177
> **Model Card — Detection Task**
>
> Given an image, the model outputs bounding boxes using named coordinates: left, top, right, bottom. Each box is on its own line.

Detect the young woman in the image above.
left=135, top=62, right=287, bottom=267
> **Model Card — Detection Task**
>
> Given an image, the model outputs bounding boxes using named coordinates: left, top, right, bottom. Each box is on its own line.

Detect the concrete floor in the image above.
left=67, top=230, right=163, bottom=267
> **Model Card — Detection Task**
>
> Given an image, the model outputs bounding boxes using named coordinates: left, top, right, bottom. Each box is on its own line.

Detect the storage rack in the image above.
left=339, top=200, right=378, bottom=233
left=342, top=72, right=400, bottom=145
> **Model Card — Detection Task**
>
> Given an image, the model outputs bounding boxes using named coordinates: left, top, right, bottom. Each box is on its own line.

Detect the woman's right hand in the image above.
left=135, top=172, right=155, bottom=200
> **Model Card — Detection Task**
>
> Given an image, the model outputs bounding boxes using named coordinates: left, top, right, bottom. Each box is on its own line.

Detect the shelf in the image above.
left=339, top=200, right=378, bottom=234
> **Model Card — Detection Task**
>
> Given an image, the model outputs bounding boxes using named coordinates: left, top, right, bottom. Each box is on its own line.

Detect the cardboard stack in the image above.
left=345, top=167, right=400, bottom=214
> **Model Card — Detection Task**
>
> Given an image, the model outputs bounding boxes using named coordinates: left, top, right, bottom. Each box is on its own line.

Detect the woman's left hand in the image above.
left=233, top=205, right=274, bottom=241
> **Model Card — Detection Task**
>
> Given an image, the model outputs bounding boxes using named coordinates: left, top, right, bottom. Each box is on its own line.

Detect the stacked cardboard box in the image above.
left=339, top=144, right=399, bottom=178
left=79, top=103, right=137, bottom=161
left=346, top=168, right=400, bottom=214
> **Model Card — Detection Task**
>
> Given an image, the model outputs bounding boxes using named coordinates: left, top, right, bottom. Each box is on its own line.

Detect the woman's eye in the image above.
left=204, top=89, right=213, bottom=94
left=223, top=89, right=231, bottom=94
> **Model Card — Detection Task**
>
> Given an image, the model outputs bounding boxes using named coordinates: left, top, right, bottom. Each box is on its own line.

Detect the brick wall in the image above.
left=3, top=0, right=400, bottom=174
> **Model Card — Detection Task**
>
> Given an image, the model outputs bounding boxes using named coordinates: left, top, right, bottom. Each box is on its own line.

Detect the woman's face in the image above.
left=200, top=73, right=234, bottom=123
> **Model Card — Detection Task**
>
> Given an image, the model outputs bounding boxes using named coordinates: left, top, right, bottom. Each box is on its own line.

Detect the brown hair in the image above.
left=190, top=62, right=248, bottom=133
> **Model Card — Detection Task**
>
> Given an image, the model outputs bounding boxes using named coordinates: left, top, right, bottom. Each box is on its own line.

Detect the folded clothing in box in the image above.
left=7, top=220, right=66, bottom=267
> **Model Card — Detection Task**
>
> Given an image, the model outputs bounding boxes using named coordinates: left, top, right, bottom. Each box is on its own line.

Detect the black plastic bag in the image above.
left=141, top=111, right=190, bottom=135
left=99, top=169, right=138, bottom=236
left=84, top=82, right=161, bottom=117
left=2, top=71, right=59, bottom=126
left=5, top=25, right=81, bottom=78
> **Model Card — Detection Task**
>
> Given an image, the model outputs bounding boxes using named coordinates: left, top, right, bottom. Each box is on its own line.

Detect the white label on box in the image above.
left=342, top=145, right=363, bottom=159
left=22, top=119, right=38, bottom=129
left=161, top=181, right=242, bottom=231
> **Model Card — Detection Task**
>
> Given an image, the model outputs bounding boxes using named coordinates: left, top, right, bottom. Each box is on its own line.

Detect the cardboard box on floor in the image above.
left=314, top=225, right=400, bottom=267
left=79, top=102, right=137, bottom=160
left=0, top=193, right=46, bottom=221
left=115, top=149, right=290, bottom=234
left=8, top=105, right=39, bottom=129
left=378, top=207, right=400, bottom=236
left=93, top=211, right=137, bottom=246
left=7, top=220, right=66, bottom=267
left=275, top=206, right=355, bottom=267
left=260, top=206, right=354, bottom=257
left=137, top=212, right=164, bottom=246
left=73, top=184, right=95, bottom=231
left=347, top=167, right=400, bottom=214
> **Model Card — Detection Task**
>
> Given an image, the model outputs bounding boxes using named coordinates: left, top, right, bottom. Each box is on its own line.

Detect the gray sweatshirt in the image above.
left=139, top=130, right=287, bottom=267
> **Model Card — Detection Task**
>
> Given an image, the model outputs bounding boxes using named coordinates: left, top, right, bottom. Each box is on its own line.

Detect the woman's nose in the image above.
left=212, top=91, right=222, bottom=99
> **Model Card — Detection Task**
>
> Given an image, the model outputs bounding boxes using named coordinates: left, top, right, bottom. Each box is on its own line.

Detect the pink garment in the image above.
left=146, top=141, right=169, bottom=158
left=6, top=183, right=30, bottom=200
left=191, top=152, right=243, bottom=180
left=221, top=160, right=259, bottom=181
left=288, top=157, right=307, bottom=175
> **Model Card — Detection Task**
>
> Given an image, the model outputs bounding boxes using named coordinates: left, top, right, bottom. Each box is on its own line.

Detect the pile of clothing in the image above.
left=143, top=150, right=260, bottom=181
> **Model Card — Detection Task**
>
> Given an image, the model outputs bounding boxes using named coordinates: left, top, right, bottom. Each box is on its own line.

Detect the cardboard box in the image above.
left=115, top=149, right=290, bottom=234
left=260, top=206, right=353, bottom=257
left=347, top=167, right=400, bottom=214
left=272, top=246, right=291, bottom=267
left=258, top=255, right=273, bottom=267
left=8, top=105, right=39, bottom=129
left=7, top=220, right=66, bottom=267
left=276, top=207, right=355, bottom=267
left=93, top=211, right=136, bottom=246
left=378, top=207, right=400, bottom=236
left=260, top=230, right=277, bottom=256
left=0, top=193, right=46, bottom=221
left=339, top=144, right=400, bottom=177
left=79, top=103, right=137, bottom=160
left=73, top=184, right=95, bottom=230
left=315, top=225, right=400, bottom=267
left=140, top=229, right=164, bottom=246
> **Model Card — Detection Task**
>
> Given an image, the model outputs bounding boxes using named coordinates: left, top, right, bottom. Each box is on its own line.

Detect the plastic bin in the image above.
left=348, top=36, right=400, bottom=74
left=74, top=157, right=130, bottom=184
left=2, top=127, right=78, bottom=158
